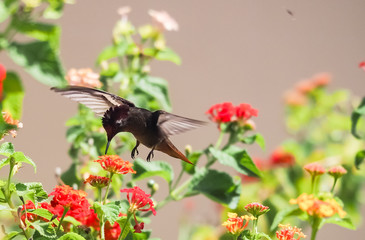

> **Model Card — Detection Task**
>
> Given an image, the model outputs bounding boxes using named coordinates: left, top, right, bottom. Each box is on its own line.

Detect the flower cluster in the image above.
left=304, top=162, right=326, bottom=177
left=290, top=193, right=346, bottom=218
left=245, top=202, right=270, bottom=218
left=328, top=165, right=347, bottom=179
left=49, top=185, right=92, bottom=224
left=95, top=155, right=136, bottom=175
left=222, top=212, right=256, bottom=235
left=206, top=102, right=258, bottom=126
left=65, top=68, right=102, bottom=88
left=284, top=72, right=331, bottom=106
left=269, top=148, right=296, bottom=167
left=276, top=224, right=306, bottom=240
left=84, top=175, right=110, bottom=188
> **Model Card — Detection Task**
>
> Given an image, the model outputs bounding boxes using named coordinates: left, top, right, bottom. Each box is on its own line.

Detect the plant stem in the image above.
left=171, top=167, right=184, bottom=191
left=214, top=131, right=225, bottom=149
left=98, top=187, right=102, bottom=203
left=5, top=159, right=15, bottom=208
left=310, top=217, right=321, bottom=240
left=100, top=215, right=105, bottom=240
left=310, top=175, right=316, bottom=194
left=103, top=173, right=114, bottom=204
left=57, top=206, right=69, bottom=234
left=331, top=178, right=338, bottom=193
left=118, top=213, right=132, bottom=240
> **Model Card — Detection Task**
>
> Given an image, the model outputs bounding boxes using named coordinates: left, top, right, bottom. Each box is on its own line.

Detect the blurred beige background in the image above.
left=1, top=0, right=365, bottom=239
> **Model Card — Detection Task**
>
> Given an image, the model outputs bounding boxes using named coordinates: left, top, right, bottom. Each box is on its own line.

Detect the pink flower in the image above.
left=328, top=165, right=347, bottom=179
left=304, top=162, right=326, bottom=176
left=65, top=68, right=102, bottom=88
left=245, top=202, right=270, bottom=217
left=359, top=61, right=365, bottom=71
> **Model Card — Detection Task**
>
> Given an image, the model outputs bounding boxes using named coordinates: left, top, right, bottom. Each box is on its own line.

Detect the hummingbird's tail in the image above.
left=156, top=139, right=193, bottom=165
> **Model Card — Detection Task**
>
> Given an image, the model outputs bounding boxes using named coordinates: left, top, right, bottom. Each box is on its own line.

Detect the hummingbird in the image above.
left=51, top=86, right=206, bottom=164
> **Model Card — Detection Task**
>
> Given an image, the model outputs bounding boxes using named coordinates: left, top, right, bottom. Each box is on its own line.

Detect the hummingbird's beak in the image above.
left=105, top=140, right=111, bottom=155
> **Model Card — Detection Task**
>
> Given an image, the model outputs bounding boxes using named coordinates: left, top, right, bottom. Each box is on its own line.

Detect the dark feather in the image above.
left=51, top=86, right=135, bottom=116
left=157, top=110, right=206, bottom=136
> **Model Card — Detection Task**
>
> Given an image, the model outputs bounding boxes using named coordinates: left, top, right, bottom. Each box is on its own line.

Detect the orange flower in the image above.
left=222, top=212, right=255, bottom=235
left=295, top=79, right=316, bottom=94
left=276, top=224, right=306, bottom=240
left=290, top=193, right=346, bottom=218
left=312, top=72, right=331, bottom=87
left=95, top=155, right=136, bottom=175
left=270, top=148, right=295, bottom=167
left=2, top=111, right=23, bottom=138
left=84, top=175, right=110, bottom=188
left=65, top=68, right=102, bottom=88
left=284, top=90, right=307, bottom=106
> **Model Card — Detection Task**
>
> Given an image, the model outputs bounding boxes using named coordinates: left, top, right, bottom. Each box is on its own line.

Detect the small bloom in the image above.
left=95, top=155, right=136, bottom=175
left=120, top=186, right=156, bottom=215
left=276, top=224, right=306, bottom=240
left=2, top=112, right=23, bottom=138
left=312, top=72, right=331, bottom=87
left=84, top=175, right=110, bottom=188
left=284, top=90, right=307, bottom=106
left=245, top=202, right=270, bottom=217
left=295, top=79, right=316, bottom=94
left=0, top=63, right=6, bottom=82
left=20, top=200, right=57, bottom=226
left=328, top=165, right=347, bottom=179
left=270, top=148, right=295, bottom=167
left=222, top=212, right=256, bottom=235
left=133, top=221, right=144, bottom=233
left=206, top=102, right=236, bottom=124
left=304, top=162, right=326, bottom=176
left=117, top=6, right=131, bottom=17
left=148, top=10, right=179, bottom=31
left=235, top=103, right=258, bottom=121
left=65, top=68, right=102, bottom=88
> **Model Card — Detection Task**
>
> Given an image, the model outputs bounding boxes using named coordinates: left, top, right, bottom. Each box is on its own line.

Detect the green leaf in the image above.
left=11, top=18, right=61, bottom=49
left=132, top=158, right=174, bottom=184
left=28, top=220, right=57, bottom=238
left=240, top=133, right=265, bottom=150
left=7, top=41, right=66, bottom=87
left=136, top=77, right=171, bottom=111
left=351, top=97, right=365, bottom=139
left=12, top=151, right=36, bottom=173
left=183, top=151, right=202, bottom=174
left=186, top=168, right=241, bottom=208
left=2, top=231, right=21, bottom=240
left=0, top=1, right=10, bottom=23
left=93, top=201, right=122, bottom=225
left=116, top=217, right=131, bottom=239
left=144, top=48, right=181, bottom=65
left=58, top=232, right=87, bottom=240
left=0, top=142, right=15, bottom=157
left=132, top=231, right=152, bottom=239
left=2, top=71, right=24, bottom=119
left=321, top=217, right=355, bottom=230
left=355, top=150, right=365, bottom=169
left=97, top=45, right=118, bottom=64
left=16, top=182, right=48, bottom=202
left=43, top=0, right=66, bottom=19
left=270, top=207, right=303, bottom=231
left=209, top=146, right=261, bottom=177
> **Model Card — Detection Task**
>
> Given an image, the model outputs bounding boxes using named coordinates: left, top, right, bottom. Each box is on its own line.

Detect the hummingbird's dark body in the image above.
left=52, top=86, right=205, bottom=164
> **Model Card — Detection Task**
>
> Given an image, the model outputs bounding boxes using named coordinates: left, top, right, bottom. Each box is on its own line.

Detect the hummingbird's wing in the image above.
left=51, top=86, right=135, bottom=117
left=157, top=111, right=206, bottom=136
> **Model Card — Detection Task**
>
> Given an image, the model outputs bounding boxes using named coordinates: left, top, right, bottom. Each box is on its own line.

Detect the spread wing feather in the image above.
left=157, top=111, right=206, bottom=136
left=51, top=86, right=135, bottom=116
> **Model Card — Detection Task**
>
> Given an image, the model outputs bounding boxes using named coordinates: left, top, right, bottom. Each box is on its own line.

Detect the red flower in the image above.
left=134, top=221, right=145, bottom=233
left=49, top=185, right=92, bottom=224
left=95, top=155, right=136, bottom=175
left=206, top=102, right=236, bottom=123
left=104, top=221, right=121, bottom=240
left=245, top=202, right=270, bottom=217
left=0, top=64, right=6, bottom=100
left=20, top=201, right=56, bottom=225
left=276, top=224, right=306, bottom=240
left=121, top=186, right=156, bottom=215
left=84, top=175, right=110, bottom=188
left=359, top=61, right=365, bottom=71
left=270, top=148, right=295, bottom=167
left=235, top=103, right=258, bottom=120
left=304, top=162, right=326, bottom=176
